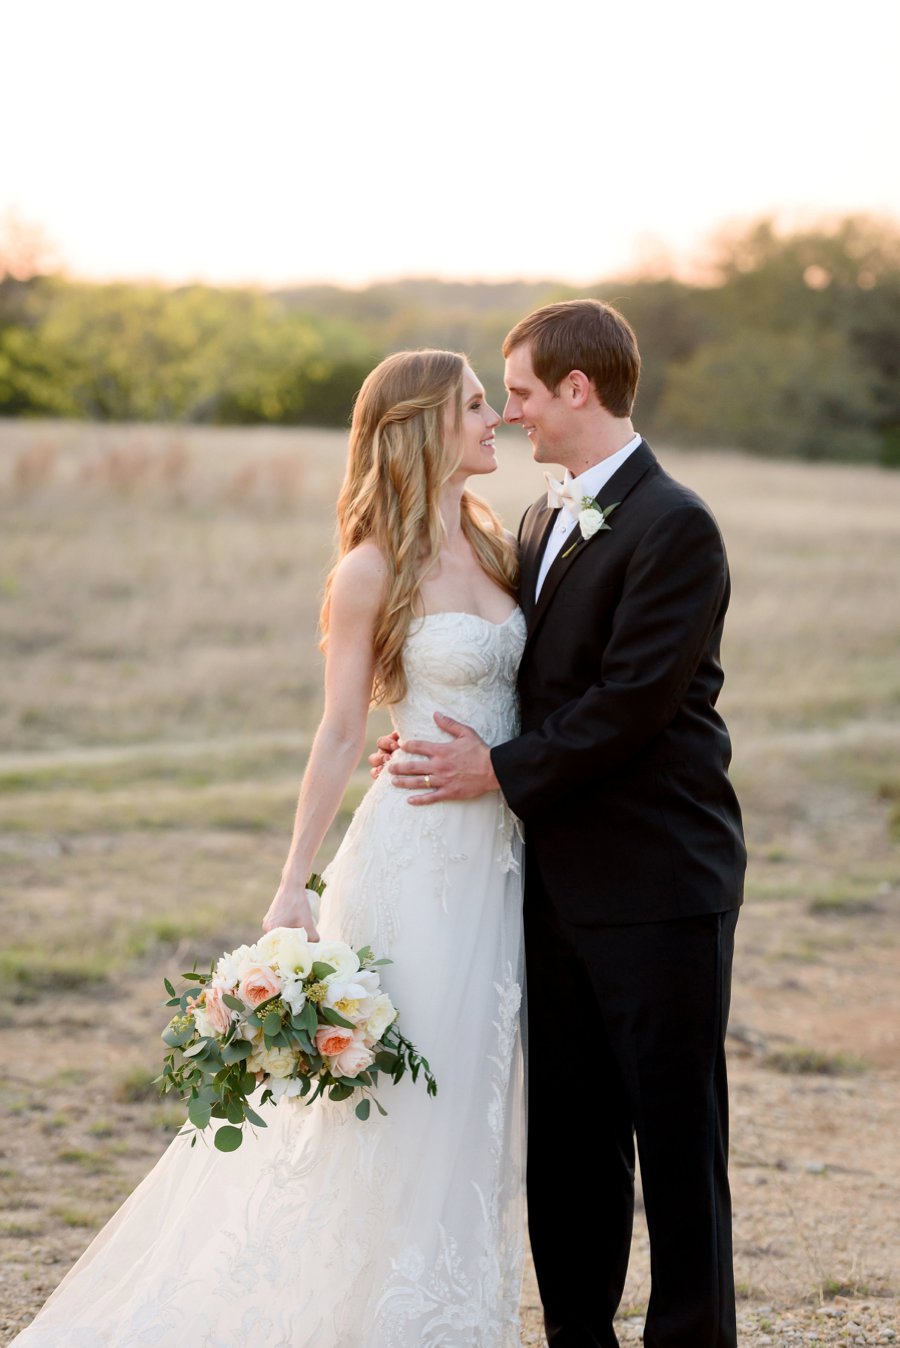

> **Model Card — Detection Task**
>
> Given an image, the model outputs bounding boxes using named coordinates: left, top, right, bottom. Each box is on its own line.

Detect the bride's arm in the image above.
left=262, top=544, right=386, bottom=937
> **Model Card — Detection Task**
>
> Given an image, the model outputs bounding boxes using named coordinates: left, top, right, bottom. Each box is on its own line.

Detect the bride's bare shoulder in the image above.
left=329, top=542, right=389, bottom=619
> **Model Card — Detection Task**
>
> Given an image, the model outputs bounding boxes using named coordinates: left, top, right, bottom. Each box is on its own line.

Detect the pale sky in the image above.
left=3, top=0, right=899, bottom=286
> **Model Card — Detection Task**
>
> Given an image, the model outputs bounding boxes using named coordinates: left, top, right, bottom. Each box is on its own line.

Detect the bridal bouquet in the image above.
left=159, top=877, right=436, bottom=1152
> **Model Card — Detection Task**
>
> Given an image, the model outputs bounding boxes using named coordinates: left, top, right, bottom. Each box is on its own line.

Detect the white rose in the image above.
left=314, top=941, right=360, bottom=980
left=257, top=927, right=314, bottom=979
left=578, top=507, right=605, bottom=539
left=249, top=1045, right=295, bottom=1079
left=267, top=1075, right=305, bottom=1102
left=216, top=942, right=258, bottom=988
left=365, top=993, right=398, bottom=1043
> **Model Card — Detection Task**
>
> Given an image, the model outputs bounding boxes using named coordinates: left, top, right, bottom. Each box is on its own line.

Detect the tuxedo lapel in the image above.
left=518, top=500, right=558, bottom=623
left=525, top=441, right=658, bottom=646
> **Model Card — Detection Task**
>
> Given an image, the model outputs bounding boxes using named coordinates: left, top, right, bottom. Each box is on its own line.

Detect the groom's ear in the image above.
left=564, top=369, right=593, bottom=409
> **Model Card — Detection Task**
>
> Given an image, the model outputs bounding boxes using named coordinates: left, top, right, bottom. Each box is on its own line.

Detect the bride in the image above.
left=13, top=351, right=527, bottom=1347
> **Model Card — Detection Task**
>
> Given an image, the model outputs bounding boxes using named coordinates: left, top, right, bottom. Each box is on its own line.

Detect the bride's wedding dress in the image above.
left=13, top=609, right=527, bottom=1348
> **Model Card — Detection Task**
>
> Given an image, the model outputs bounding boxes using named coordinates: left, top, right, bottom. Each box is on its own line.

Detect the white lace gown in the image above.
left=13, top=610, right=527, bottom=1348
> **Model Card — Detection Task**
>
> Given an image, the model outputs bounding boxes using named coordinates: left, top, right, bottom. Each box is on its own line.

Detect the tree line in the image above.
left=1, top=215, right=898, bottom=465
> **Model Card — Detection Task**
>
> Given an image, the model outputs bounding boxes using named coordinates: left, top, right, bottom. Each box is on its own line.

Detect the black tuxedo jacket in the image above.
left=491, top=440, right=746, bottom=925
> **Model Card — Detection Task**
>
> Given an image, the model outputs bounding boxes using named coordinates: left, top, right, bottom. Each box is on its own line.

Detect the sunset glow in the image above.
left=4, top=0, right=899, bottom=286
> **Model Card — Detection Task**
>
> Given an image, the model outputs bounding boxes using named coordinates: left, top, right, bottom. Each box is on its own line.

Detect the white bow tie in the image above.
left=545, top=470, right=583, bottom=518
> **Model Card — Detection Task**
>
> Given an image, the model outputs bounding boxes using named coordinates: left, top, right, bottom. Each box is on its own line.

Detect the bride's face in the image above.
left=446, top=365, right=501, bottom=480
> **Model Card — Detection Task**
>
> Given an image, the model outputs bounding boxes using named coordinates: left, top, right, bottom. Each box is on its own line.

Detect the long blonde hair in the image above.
left=320, top=349, right=518, bottom=706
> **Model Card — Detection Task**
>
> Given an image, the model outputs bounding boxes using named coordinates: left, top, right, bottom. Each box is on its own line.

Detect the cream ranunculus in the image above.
left=313, top=940, right=360, bottom=980
left=578, top=506, right=605, bottom=539
left=257, top=927, right=314, bottom=980
left=364, top=992, right=398, bottom=1044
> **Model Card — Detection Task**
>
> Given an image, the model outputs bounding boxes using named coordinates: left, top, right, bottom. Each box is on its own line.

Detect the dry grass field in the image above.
left=1, top=420, right=898, bottom=1346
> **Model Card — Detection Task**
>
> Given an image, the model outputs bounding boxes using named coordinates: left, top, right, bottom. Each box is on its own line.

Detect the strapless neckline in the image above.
left=417, top=607, right=522, bottom=630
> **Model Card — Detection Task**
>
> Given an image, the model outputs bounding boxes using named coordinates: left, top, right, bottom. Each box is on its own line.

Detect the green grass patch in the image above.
left=0, top=782, right=296, bottom=835
left=87, top=1118, right=116, bottom=1138
left=148, top=1103, right=187, bottom=1132
left=115, top=1066, right=160, bottom=1104
left=0, top=948, right=109, bottom=1002
left=0, top=1218, right=43, bottom=1238
left=809, top=892, right=882, bottom=916
left=745, top=876, right=801, bottom=904
left=0, top=741, right=310, bottom=796
left=51, top=1205, right=102, bottom=1229
left=820, top=1275, right=871, bottom=1300
left=764, top=1047, right=867, bottom=1076
left=55, top=1147, right=113, bottom=1173
left=890, top=804, right=900, bottom=844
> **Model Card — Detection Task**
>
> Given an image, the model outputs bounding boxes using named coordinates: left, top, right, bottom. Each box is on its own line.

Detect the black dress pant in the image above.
left=524, top=868, right=738, bottom=1348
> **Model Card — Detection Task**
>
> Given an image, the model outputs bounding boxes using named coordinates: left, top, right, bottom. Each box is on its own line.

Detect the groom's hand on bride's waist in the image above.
left=368, top=730, right=400, bottom=778
left=387, top=712, right=499, bottom=804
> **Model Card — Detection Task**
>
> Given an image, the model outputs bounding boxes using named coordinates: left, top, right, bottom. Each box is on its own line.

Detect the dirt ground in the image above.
left=1, top=424, right=898, bottom=1344
left=0, top=868, right=897, bottom=1345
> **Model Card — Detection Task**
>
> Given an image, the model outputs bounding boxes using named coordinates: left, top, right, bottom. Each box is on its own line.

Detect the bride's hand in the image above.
left=262, top=880, right=320, bottom=940
left=368, top=730, right=400, bottom=778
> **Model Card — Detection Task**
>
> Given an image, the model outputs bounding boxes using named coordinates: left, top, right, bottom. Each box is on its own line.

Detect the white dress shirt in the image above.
left=535, top=433, right=643, bottom=599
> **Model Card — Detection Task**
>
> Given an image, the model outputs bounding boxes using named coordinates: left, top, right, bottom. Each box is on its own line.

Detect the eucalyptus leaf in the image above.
left=182, top=1040, right=210, bottom=1059
left=222, top=1039, right=252, bottom=1065
left=214, top=1125, right=243, bottom=1152
left=188, top=1098, right=212, bottom=1129
left=321, top=1006, right=354, bottom=1030
left=355, top=1098, right=371, bottom=1121
left=222, top=993, right=245, bottom=1012
left=263, top=1011, right=283, bottom=1038
left=311, top=961, right=336, bottom=979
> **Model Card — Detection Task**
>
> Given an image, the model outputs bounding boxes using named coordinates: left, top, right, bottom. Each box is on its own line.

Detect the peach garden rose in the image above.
left=238, top=962, right=282, bottom=1008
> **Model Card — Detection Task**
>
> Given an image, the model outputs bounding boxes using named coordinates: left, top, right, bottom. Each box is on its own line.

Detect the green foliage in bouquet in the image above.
left=158, top=884, right=436, bottom=1151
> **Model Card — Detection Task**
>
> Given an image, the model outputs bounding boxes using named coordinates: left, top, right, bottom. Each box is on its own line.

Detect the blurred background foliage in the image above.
left=1, top=214, right=898, bottom=465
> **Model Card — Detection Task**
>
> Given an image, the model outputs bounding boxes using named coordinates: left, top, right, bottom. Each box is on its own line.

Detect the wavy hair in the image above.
left=320, top=349, right=518, bottom=706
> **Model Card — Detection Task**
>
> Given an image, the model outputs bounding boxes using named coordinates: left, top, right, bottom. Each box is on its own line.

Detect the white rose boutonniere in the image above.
left=562, top=498, right=621, bottom=558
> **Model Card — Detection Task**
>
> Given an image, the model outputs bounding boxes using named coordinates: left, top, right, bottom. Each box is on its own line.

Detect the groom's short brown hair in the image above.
left=503, top=299, right=640, bottom=417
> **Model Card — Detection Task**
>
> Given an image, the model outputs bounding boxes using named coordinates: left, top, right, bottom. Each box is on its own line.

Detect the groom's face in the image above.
left=502, top=344, right=572, bottom=464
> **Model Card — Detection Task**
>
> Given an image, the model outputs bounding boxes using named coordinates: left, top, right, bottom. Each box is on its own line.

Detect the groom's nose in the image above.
left=503, top=395, right=519, bottom=423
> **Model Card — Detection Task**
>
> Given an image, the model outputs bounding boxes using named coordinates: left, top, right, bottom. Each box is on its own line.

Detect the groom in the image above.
left=386, top=299, right=746, bottom=1347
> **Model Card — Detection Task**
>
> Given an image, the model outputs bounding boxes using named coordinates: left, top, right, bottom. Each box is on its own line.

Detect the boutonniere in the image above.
left=561, top=497, right=621, bottom=558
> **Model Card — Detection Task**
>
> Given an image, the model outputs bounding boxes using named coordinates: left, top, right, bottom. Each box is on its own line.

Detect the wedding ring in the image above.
left=424, top=774, right=432, bottom=790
